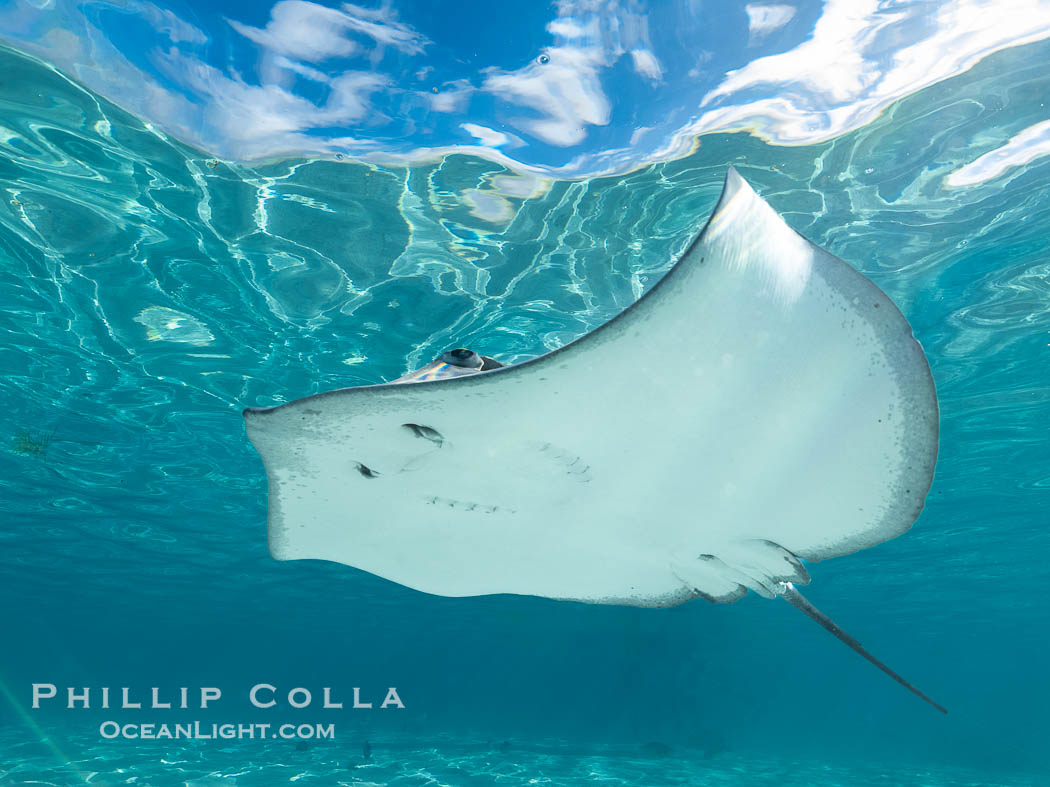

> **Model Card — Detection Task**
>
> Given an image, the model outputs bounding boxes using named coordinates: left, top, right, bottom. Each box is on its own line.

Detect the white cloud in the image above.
left=341, top=2, right=427, bottom=54
left=428, top=79, right=474, bottom=113
left=484, top=46, right=611, bottom=146
left=229, top=1, right=361, bottom=62
left=155, top=48, right=387, bottom=147
left=461, top=123, right=509, bottom=147
left=547, top=18, right=590, bottom=39
left=482, top=0, right=665, bottom=146
left=630, top=48, right=663, bottom=80
left=272, top=55, right=330, bottom=83
left=629, top=125, right=653, bottom=145
left=137, top=1, right=208, bottom=45
left=227, top=0, right=427, bottom=63
left=746, top=4, right=796, bottom=42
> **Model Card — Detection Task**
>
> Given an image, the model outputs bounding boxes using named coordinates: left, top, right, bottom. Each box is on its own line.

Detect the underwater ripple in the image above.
left=1, top=36, right=1050, bottom=779
left=2, top=40, right=1048, bottom=613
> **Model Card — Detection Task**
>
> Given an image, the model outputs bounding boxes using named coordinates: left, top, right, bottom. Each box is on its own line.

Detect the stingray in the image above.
left=244, top=167, right=943, bottom=713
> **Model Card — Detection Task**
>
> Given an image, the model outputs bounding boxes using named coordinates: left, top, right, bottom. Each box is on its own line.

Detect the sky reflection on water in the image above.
left=1, top=0, right=1049, bottom=180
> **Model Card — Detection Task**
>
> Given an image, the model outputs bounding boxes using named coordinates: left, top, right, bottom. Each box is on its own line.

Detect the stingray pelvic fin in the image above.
left=778, top=583, right=947, bottom=714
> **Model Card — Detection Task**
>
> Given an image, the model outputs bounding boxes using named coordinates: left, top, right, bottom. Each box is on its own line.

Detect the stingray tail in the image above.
left=778, top=582, right=947, bottom=714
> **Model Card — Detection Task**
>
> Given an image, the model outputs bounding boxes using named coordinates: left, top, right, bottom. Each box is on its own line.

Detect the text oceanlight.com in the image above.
left=99, top=721, right=335, bottom=740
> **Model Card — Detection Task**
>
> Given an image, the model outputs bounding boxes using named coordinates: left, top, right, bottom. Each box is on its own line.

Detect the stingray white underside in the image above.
left=244, top=168, right=938, bottom=607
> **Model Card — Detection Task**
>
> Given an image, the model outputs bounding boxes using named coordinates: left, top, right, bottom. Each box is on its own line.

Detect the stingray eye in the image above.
left=440, top=348, right=483, bottom=369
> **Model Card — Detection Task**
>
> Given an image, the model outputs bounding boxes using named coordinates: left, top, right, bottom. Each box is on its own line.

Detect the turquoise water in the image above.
left=1, top=34, right=1049, bottom=785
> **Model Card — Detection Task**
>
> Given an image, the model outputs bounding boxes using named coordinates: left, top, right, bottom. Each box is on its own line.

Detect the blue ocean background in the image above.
left=1, top=10, right=1049, bottom=784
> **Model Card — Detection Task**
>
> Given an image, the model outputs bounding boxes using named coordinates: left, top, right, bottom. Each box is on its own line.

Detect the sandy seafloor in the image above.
left=1, top=729, right=1043, bottom=787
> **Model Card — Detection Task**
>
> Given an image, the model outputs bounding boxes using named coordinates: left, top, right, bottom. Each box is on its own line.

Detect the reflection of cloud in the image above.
left=689, top=0, right=1050, bottom=146
left=461, top=189, right=514, bottom=223
left=947, top=120, right=1050, bottom=186
left=228, top=0, right=427, bottom=62
left=488, top=172, right=552, bottom=200
left=134, top=307, right=214, bottom=345
left=746, top=4, right=796, bottom=42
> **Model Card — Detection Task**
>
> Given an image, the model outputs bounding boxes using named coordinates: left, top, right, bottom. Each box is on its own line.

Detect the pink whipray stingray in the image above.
left=245, top=168, right=944, bottom=713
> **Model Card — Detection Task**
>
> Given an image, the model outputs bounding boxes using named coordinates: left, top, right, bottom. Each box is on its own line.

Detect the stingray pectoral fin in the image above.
left=778, top=583, right=947, bottom=714
left=672, top=541, right=810, bottom=602
left=243, top=166, right=938, bottom=607
left=670, top=559, right=747, bottom=603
